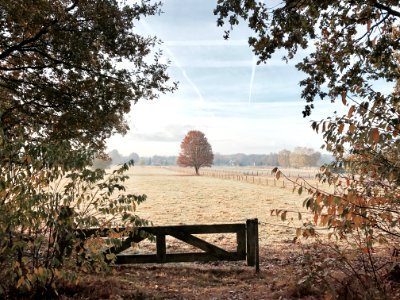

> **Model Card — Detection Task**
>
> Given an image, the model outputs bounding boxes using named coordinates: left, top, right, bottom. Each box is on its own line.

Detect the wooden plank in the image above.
left=236, top=226, right=246, bottom=260
left=165, top=228, right=235, bottom=260
left=115, top=254, right=158, bottom=264
left=75, top=228, right=149, bottom=243
left=246, top=219, right=257, bottom=266
left=75, top=228, right=133, bottom=238
left=141, top=223, right=245, bottom=235
left=75, top=228, right=109, bottom=238
left=115, top=252, right=241, bottom=265
left=77, top=223, right=245, bottom=238
left=156, top=234, right=166, bottom=263
left=105, top=237, right=134, bottom=258
left=166, top=253, right=240, bottom=263
left=254, top=219, right=260, bottom=273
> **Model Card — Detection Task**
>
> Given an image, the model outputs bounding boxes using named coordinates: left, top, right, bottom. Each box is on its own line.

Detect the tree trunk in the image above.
left=195, top=166, right=199, bottom=175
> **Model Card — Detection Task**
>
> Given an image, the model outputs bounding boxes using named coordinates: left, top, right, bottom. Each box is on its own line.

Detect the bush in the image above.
left=0, top=140, right=147, bottom=298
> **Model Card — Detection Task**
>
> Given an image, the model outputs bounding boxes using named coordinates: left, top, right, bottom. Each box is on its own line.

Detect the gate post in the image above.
left=246, top=218, right=259, bottom=272
left=156, top=234, right=166, bottom=263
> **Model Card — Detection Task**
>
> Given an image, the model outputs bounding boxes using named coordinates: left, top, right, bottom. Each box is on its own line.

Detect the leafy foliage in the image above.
left=215, top=0, right=400, bottom=242
left=215, top=0, right=400, bottom=294
left=0, top=138, right=148, bottom=297
left=0, top=0, right=176, bottom=150
left=0, top=0, right=175, bottom=297
left=177, top=130, right=214, bottom=175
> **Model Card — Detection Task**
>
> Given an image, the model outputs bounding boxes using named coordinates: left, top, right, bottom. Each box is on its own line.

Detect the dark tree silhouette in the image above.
left=177, top=131, right=214, bottom=175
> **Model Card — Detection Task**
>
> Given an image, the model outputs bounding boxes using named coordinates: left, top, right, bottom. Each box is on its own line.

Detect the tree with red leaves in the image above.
left=177, top=131, right=214, bottom=175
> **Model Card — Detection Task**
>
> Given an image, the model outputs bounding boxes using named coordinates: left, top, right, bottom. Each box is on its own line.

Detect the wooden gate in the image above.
left=77, top=218, right=259, bottom=270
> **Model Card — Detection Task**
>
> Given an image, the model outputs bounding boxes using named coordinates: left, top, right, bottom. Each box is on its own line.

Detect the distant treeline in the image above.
left=214, top=148, right=333, bottom=167
left=93, top=147, right=333, bottom=169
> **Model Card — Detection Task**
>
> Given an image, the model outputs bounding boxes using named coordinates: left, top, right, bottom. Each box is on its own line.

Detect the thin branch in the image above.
left=0, top=19, right=58, bottom=61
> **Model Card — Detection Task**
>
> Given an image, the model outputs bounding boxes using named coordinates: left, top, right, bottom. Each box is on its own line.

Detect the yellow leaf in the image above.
left=16, top=277, right=24, bottom=289
left=296, top=228, right=302, bottom=237
left=353, top=216, right=364, bottom=227
left=325, top=292, right=334, bottom=300
left=371, top=128, right=379, bottom=143
left=106, top=253, right=116, bottom=261
left=54, top=269, right=61, bottom=278
left=316, top=194, right=322, bottom=205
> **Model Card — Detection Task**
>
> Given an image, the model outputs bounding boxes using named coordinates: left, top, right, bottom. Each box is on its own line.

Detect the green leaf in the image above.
left=298, top=186, right=303, bottom=195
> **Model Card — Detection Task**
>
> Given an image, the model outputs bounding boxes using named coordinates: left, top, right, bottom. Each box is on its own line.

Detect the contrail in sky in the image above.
left=140, top=20, right=204, bottom=102
left=248, top=55, right=257, bottom=103
left=248, top=0, right=267, bottom=104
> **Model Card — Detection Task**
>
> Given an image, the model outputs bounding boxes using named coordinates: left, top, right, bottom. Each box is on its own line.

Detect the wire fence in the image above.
left=167, top=166, right=323, bottom=190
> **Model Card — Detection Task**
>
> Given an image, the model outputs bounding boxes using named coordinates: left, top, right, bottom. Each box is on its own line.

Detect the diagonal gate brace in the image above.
left=165, top=228, right=236, bottom=260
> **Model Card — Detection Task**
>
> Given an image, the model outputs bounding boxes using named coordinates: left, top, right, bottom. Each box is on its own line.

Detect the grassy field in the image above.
left=122, top=166, right=314, bottom=247
left=69, top=166, right=399, bottom=299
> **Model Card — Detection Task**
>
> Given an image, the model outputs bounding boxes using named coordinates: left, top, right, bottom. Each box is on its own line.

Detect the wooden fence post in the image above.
left=246, top=218, right=259, bottom=272
left=156, top=234, right=166, bottom=263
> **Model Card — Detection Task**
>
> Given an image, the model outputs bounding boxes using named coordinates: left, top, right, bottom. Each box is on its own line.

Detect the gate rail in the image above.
left=76, top=218, right=259, bottom=271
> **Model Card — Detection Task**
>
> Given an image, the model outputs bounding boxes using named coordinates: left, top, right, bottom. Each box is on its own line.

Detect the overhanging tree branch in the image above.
left=374, top=2, right=400, bottom=18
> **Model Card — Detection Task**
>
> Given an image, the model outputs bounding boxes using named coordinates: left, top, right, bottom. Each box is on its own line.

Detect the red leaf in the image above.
left=338, top=123, right=344, bottom=134
left=348, top=105, right=355, bottom=118
left=341, top=91, right=347, bottom=105
left=371, top=128, right=379, bottom=143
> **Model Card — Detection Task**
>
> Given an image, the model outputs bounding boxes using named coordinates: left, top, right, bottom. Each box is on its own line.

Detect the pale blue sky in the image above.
left=107, top=0, right=343, bottom=156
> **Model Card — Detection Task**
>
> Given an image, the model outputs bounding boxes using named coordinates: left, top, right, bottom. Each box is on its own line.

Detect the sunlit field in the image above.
left=121, top=166, right=318, bottom=246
